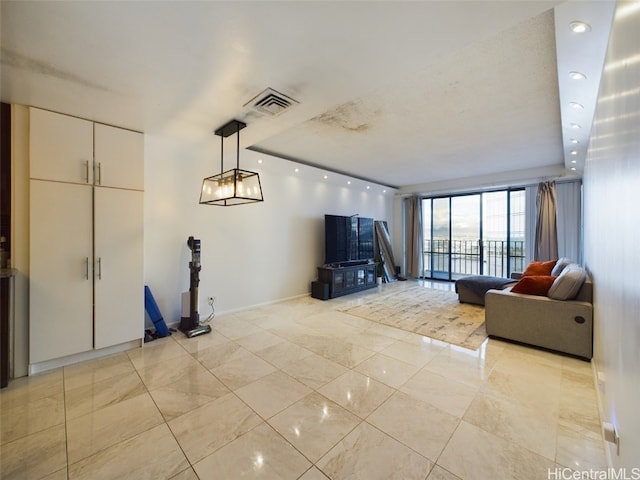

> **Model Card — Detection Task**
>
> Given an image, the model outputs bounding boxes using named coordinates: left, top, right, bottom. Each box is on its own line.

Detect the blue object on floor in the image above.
left=144, top=285, right=170, bottom=337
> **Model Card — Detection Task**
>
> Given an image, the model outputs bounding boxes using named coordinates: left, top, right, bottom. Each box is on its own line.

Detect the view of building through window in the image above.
left=422, top=189, right=525, bottom=280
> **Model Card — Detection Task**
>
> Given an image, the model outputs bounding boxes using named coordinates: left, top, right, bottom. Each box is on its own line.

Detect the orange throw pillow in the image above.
left=522, top=260, right=557, bottom=277
left=511, top=275, right=557, bottom=296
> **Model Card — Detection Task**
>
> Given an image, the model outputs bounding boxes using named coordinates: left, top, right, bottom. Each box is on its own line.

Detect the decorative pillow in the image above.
left=522, top=260, right=557, bottom=277
left=548, top=264, right=587, bottom=300
left=551, top=257, right=572, bottom=276
left=510, top=275, right=557, bottom=296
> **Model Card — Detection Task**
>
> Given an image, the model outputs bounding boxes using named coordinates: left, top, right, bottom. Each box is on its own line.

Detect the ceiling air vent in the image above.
left=244, top=88, right=299, bottom=116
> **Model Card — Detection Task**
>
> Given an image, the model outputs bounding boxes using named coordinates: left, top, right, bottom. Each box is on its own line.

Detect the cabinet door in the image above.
left=332, top=271, right=345, bottom=295
left=29, top=108, right=94, bottom=184
left=366, top=265, right=376, bottom=285
left=29, top=180, right=93, bottom=363
left=94, top=124, right=144, bottom=190
left=94, top=188, right=143, bottom=349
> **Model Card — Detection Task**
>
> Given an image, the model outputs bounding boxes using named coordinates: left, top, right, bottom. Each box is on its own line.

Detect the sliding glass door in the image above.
left=421, top=189, right=524, bottom=280
left=509, top=190, right=526, bottom=274
left=431, top=197, right=450, bottom=280
left=451, top=195, right=481, bottom=279
left=482, top=191, right=507, bottom=277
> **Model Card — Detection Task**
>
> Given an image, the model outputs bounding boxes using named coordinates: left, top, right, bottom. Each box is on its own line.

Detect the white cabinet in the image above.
left=29, top=180, right=94, bottom=363
left=30, top=108, right=94, bottom=184
left=29, top=108, right=144, bottom=366
left=94, top=187, right=144, bottom=349
left=94, top=123, right=144, bottom=190
left=29, top=108, right=144, bottom=190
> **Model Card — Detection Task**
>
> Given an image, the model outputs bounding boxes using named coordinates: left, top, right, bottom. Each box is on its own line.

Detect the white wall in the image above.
left=9, top=106, right=393, bottom=376
left=583, top=1, right=639, bottom=467
left=143, top=133, right=394, bottom=323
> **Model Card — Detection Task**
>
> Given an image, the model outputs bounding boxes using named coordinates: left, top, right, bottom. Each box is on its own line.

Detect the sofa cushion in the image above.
left=551, top=257, right=572, bottom=276
left=511, top=275, right=557, bottom=296
left=548, top=264, right=587, bottom=300
left=522, top=260, right=557, bottom=277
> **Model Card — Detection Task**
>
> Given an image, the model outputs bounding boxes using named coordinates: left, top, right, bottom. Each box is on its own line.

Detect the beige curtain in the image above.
left=555, top=180, right=582, bottom=264
left=405, top=195, right=423, bottom=277
left=534, top=181, right=558, bottom=261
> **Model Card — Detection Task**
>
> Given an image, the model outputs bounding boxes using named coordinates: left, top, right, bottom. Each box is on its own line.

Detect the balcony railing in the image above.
left=423, top=239, right=525, bottom=280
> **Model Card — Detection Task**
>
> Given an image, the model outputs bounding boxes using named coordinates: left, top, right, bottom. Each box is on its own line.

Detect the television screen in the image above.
left=324, top=214, right=375, bottom=265
left=324, top=215, right=351, bottom=264
left=357, top=217, right=374, bottom=260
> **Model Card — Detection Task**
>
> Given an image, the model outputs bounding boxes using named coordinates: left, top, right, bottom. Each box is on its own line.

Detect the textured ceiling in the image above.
left=252, top=9, right=562, bottom=188
left=0, top=1, right=612, bottom=190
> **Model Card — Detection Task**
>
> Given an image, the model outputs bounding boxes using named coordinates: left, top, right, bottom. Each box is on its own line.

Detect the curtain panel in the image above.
left=525, top=186, right=538, bottom=264
left=534, top=181, right=559, bottom=261
left=555, top=180, right=582, bottom=264
left=404, top=195, right=423, bottom=278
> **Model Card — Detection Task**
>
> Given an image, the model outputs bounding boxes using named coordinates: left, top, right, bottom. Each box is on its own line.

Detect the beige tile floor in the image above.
left=0, top=280, right=606, bottom=479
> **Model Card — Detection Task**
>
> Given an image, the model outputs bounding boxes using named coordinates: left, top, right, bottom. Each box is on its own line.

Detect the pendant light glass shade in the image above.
left=200, top=168, right=263, bottom=205
left=199, top=120, right=263, bottom=206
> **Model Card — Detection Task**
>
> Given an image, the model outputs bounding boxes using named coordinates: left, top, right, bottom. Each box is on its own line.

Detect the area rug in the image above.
left=340, top=285, right=487, bottom=350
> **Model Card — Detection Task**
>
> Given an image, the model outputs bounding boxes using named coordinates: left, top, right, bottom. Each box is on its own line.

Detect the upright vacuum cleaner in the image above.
left=179, top=236, right=212, bottom=338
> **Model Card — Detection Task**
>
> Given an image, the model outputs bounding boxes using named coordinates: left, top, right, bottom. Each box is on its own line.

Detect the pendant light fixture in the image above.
left=199, top=119, right=264, bottom=206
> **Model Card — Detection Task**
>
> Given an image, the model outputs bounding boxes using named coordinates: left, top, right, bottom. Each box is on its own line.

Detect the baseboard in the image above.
left=591, top=357, right=613, bottom=468
left=28, top=339, right=142, bottom=375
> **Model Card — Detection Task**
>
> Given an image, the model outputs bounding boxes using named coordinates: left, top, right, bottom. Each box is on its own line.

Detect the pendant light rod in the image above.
left=214, top=120, right=246, bottom=174
left=236, top=121, right=240, bottom=170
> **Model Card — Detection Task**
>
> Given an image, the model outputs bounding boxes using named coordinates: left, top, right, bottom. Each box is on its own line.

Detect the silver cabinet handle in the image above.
left=96, top=257, right=102, bottom=280
left=84, top=160, right=90, bottom=183
left=85, top=257, right=89, bottom=279
left=96, top=162, right=102, bottom=185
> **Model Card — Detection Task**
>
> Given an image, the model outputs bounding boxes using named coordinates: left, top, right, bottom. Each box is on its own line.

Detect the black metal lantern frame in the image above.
left=199, top=120, right=264, bottom=206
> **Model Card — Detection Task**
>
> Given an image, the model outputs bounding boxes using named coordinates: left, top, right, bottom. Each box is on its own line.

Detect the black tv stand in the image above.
left=315, top=263, right=378, bottom=299
left=326, top=260, right=369, bottom=269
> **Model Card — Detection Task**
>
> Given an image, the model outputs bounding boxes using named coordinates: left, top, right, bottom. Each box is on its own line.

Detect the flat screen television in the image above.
left=324, top=214, right=375, bottom=265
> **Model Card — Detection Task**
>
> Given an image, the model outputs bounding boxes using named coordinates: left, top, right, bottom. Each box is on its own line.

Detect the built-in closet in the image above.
left=28, top=107, right=143, bottom=370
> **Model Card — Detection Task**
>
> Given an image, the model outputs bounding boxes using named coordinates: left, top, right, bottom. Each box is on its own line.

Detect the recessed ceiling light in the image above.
left=294, top=168, right=299, bottom=173
left=257, top=159, right=263, bottom=164
left=571, top=167, right=577, bottom=171
left=569, top=21, right=591, bottom=33
left=571, top=160, right=577, bottom=164
left=570, top=138, right=579, bottom=144
left=347, top=180, right=351, bottom=185
left=323, top=175, right=328, bottom=180
left=366, top=186, right=370, bottom=190
left=569, top=71, right=587, bottom=80
left=569, top=102, right=585, bottom=109
left=570, top=123, right=582, bottom=129
left=571, top=150, right=578, bottom=155
left=383, top=190, right=387, bottom=194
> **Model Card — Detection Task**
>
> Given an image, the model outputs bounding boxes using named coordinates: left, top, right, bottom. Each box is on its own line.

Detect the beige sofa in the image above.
left=485, top=276, right=593, bottom=360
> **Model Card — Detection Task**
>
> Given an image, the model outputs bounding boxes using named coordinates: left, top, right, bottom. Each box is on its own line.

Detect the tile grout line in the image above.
left=24, top=289, right=605, bottom=479
left=62, top=367, right=70, bottom=480
left=129, top=346, right=196, bottom=477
